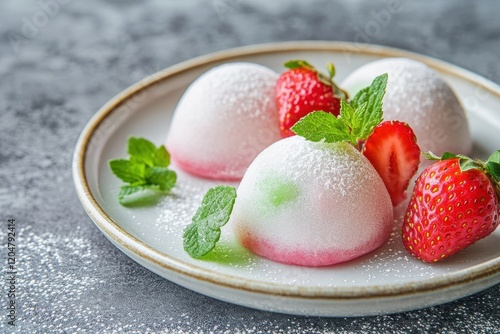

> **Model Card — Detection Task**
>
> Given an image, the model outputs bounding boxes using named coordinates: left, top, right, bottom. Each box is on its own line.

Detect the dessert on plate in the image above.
left=230, top=137, right=394, bottom=266
left=341, top=58, right=472, bottom=158
left=167, top=58, right=497, bottom=267
left=166, top=62, right=282, bottom=181
left=228, top=66, right=422, bottom=266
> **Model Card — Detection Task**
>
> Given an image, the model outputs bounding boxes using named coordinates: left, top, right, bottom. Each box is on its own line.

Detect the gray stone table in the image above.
left=1, top=0, right=499, bottom=332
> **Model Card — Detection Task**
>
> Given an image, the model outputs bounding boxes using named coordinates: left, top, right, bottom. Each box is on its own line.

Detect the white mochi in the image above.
left=341, top=58, right=472, bottom=157
left=231, top=136, right=393, bottom=267
left=166, top=62, right=281, bottom=180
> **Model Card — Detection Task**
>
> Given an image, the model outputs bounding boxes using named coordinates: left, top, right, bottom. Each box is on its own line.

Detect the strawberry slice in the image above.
left=362, top=121, right=421, bottom=206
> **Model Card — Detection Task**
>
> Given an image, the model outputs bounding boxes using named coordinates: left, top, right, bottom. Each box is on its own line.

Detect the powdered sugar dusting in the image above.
left=231, top=137, right=393, bottom=265
left=279, top=138, right=377, bottom=196
left=341, top=58, right=472, bottom=157
left=166, top=62, right=282, bottom=180
left=155, top=176, right=213, bottom=230
left=0, top=226, right=104, bottom=333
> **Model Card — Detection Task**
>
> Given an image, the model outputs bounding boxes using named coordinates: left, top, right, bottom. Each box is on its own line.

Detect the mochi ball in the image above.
left=166, top=62, right=281, bottom=181
left=231, top=136, right=393, bottom=267
left=341, top=58, right=472, bottom=157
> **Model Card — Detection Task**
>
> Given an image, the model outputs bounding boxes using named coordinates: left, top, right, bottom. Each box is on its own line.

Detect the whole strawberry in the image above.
left=276, top=60, right=348, bottom=137
left=403, top=151, right=500, bottom=263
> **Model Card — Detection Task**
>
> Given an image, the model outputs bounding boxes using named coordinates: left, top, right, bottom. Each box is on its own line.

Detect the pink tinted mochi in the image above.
left=166, top=62, right=282, bottom=181
left=231, top=137, right=394, bottom=267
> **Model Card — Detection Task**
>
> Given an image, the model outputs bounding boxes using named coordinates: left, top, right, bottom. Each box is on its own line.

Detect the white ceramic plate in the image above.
left=73, top=41, right=500, bottom=317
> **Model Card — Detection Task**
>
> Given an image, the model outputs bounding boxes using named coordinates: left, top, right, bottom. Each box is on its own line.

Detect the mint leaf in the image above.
left=110, top=137, right=177, bottom=206
left=128, top=137, right=157, bottom=167
left=118, top=185, right=165, bottom=206
left=291, top=111, right=355, bottom=144
left=183, top=186, right=237, bottom=259
left=351, top=73, right=388, bottom=110
left=339, top=100, right=373, bottom=140
left=339, top=99, right=356, bottom=129
left=352, top=101, right=379, bottom=140
left=153, top=145, right=170, bottom=167
left=349, top=73, right=387, bottom=137
left=109, top=159, right=145, bottom=183
left=290, top=73, right=388, bottom=146
left=146, top=167, right=177, bottom=191
left=487, top=150, right=500, bottom=164
left=118, top=185, right=147, bottom=204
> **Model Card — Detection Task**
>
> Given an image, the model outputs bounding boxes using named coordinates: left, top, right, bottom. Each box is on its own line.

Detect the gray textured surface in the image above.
left=1, top=0, right=499, bottom=332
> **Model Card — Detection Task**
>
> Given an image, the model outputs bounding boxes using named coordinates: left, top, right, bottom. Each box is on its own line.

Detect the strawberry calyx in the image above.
left=284, top=60, right=349, bottom=100
left=424, top=150, right=500, bottom=199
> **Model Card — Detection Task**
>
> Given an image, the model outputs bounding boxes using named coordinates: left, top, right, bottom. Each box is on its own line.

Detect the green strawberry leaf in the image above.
left=326, top=63, right=336, bottom=78
left=487, top=150, right=500, bottom=164
left=291, top=111, right=355, bottom=145
left=486, top=150, right=500, bottom=182
left=284, top=60, right=314, bottom=70
left=423, top=151, right=457, bottom=161
left=459, top=157, right=482, bottom=172
left=109, top=159, right=145, bottom=183
left=425, top=150, right=500, bottom=194
left=485, top=161, right=500, bottom=182
left=422, top=152, right=441, bottom=161
left=441, top=152, right=458, bottom=160
left=183, top=186, right=237, bottom=259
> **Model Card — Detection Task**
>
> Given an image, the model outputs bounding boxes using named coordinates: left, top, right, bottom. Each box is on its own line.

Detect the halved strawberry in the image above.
left=362, top=121, right=421, bottom=206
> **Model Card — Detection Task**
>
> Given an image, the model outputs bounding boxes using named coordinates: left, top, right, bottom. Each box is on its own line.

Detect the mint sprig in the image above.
left=290, top=110, right=356, bottom=144
left=183, top=186, right=237, bottom=259
left=109, top=159, right=146, bottom=183
left=109, top=137, right=176, bottom=206
left=291, top=73, right=388, bottom=146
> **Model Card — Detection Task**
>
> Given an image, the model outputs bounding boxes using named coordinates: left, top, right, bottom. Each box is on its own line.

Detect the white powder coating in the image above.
left=231, top=137, right=393, bottom=264
left=341, top=58, right=472, bottom=157
left=166, top=62, right=282, bottom=180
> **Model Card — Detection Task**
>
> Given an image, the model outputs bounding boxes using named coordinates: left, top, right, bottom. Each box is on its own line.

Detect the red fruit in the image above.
left=362, top=121, right=421, bottom=206
left=276, top=60, right=347, bottom=138
left=403, top=158, right=500, bottom=263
